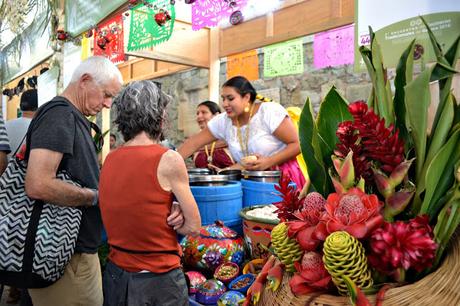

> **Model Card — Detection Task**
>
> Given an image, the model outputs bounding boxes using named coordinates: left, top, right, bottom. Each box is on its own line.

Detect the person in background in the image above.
left=6, top=89, right=38, bottom=158
left=110, top=133, right=117, bottom=151
left=24, top=56, right=185, bottom=306
left=178, top=75, right=305, bottom=188
left=193, top=100, right=234, bottom=171
left=4, top=90, right=37, bottom=306
left=99, top=80, right=200, bottom=306
left=0, top=115, right=10, bottom=174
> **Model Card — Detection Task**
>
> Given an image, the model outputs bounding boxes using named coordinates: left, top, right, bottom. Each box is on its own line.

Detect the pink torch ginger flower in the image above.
left=314, top=188, right=384, bottom=240
left=287, top=192, right=326, bottom=251
left=289, top=252, right=332, bottom=296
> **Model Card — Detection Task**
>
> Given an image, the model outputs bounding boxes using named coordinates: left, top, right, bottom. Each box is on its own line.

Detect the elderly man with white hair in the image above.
left=23, top=56, right=183, bottom=306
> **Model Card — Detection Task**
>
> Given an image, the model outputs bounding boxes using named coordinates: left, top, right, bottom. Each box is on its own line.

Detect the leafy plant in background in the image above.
left=297, top=15, right=459, bottom=291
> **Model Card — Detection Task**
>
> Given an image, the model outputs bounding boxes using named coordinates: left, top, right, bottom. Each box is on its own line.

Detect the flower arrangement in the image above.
left=243, top=17, right=460, bottom=305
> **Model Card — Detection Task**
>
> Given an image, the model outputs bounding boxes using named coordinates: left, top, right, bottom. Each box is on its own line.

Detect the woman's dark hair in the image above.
left=222, top=76, right=257, bottom=102
left=198, top=100, right=221, bottom=115
left=114, top=80, right=170, bottom=142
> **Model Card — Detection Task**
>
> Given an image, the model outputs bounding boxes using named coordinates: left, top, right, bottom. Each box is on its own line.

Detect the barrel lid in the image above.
left=188, top=168, right=212, bottom=175
left=218, top=169, right=241, bottom=175
left=200, top=221, right=238, bottom=239
left=189, top=174, right=230, bottom=183
left=241, top=170, right=281, bottom=177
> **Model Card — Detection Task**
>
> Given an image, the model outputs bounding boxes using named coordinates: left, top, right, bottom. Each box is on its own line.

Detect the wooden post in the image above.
left=208, top=27, right=220, bottom=102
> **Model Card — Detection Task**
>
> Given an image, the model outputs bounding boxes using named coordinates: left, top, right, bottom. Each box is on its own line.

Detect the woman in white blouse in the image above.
left=178, top=76, right=305, bottom=188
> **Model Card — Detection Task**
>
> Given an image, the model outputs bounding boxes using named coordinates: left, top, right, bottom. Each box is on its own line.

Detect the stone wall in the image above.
left=130, top=41, right=373, bottom=147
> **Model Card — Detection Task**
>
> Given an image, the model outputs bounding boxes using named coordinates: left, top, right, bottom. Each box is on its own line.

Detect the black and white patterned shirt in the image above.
left=0, top=116, right=11, bottom=154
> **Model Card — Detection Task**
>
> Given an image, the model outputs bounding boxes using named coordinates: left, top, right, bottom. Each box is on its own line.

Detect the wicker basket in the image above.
left=259, top=236, right=460, bottom=306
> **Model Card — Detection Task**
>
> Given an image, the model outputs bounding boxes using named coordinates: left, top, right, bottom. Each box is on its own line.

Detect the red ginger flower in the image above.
left=367, top=215, right=437, bottom=275
left=274, top=174, right=302, bottom=221
left=287, top=192, right=326, bottom=251
left=314, top=188, right=384, bottom=240
left=335, top=101, right=405, bottom=185
left=289, top=251, right=332, bottom=296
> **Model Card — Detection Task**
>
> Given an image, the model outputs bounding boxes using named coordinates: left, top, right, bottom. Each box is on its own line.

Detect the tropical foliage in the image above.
left=255, top=16, right=460, bottom=304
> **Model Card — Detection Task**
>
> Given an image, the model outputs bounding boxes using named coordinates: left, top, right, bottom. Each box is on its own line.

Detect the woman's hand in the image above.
left=244, top=154, right=274, bottom=171
left=167, top=202, right=185, bottom=230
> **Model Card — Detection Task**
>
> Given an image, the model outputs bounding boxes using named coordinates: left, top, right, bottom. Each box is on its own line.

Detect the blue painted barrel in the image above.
left=241, top=179, right=296, bottom=208
left=191, top=181, right=243, bottom=234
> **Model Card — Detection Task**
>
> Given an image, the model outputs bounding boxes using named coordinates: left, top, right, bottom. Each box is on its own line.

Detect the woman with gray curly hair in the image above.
left=99, top=80, right=201, bottom=306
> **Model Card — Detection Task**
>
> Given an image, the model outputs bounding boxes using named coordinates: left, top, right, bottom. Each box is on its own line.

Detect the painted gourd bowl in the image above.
left=181, top=221, right=245, bottom=272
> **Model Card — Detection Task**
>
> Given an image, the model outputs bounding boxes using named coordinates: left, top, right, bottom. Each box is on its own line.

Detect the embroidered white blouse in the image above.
left=207, top=102, right=288, bottom=163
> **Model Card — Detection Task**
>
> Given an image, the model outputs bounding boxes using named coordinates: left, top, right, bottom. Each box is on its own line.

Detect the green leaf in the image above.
left=427, top=139, right=460, bottom=217
left=405, top=67, right=432, bottom=182
left=299, top=98, right=330, bottom=196
left=453, top=95, right=460, bottom=128
left=434, top=199, right=460, bottom=267
left=414, top=95, right=460, bottom=215
left=419, top=16, right=449, bottom=66
left=430, top=62, right=457, bottom=82
left=444, top=36, right=460, bottom=67
left=427, top=94, right=455, bottom=161
left=419, top=129, right=460, bottom=215
left=433, top=36, right=460, bottom=134
left=393, top=39, right=415, bottom=151
left=405, top=63, right=456, bottom=183
left=359, top=46, right=377, bottom=113
left=420, top=94, right=455, bottom=188
left=316, top=87, right=352, bottom=172
left=372, top=37, right=393, bottom=125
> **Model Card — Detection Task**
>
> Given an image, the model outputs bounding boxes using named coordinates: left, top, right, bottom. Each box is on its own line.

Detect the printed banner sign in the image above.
left=127, top=0, right=176, bottom=51
left=227, top=49, right=259, bottom=81
left=355, top=0, right=460, bottom=70
left=314, top=24, right=354, bottom=69
left=65, top=0, right=125, bottom=36
left=93, top=15, right=125, bottom=63
left=191, top=0, right=248, bottom=31
left=264, top=38, right=304, bottom=78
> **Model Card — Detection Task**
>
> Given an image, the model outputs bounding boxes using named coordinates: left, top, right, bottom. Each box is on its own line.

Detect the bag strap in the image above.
left=12, top=133, right=27, bottom=157
left=23, top=200, right=44, bottom=274
left=24, top=98, right=71, bottom=161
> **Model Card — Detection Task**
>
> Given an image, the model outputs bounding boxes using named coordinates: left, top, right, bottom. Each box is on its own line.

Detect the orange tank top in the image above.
left=99, top=144, right=181, bottom=273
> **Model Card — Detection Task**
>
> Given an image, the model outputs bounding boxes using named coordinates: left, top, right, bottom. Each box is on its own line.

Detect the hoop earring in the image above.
left=244, top=105, right=250, bottom=113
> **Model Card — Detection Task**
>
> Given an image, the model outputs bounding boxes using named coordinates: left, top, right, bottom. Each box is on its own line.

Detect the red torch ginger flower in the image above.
left=289, top=252, right=331, bottom=296
left=314, top=188, right=384, bottom=240
left=367, top=216, right=437, bottom=277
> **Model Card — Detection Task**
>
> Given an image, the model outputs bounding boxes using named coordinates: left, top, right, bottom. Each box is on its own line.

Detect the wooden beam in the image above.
left=220, top=0, right=354, bottom=57
left=117, top=57, right=192, bottom=84
left=129, top=65, right=192, bottom=83
left=125, top=50, right=208, bottom=69
left=125, top=20, right=210, bottom=68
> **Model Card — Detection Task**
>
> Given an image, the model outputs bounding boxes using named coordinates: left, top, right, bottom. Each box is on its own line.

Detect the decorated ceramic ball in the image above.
left=217, top=290, right=245, bottom=306
left=185, top=271, right=206, bottom=294
left=196, top=279, right=227, bottom=305
left=181, top=221, right=244, bottom=273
